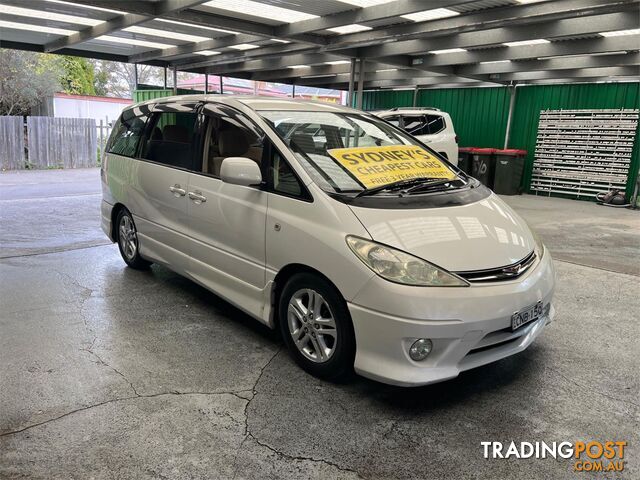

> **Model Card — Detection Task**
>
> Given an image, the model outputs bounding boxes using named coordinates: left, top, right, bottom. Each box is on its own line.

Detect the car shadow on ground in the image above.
left=120, top=262, right=540, bottom=411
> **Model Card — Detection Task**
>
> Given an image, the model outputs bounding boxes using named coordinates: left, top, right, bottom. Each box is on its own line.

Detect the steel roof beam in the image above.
left=323, top=0, right=639, bottom=50
left=456, top=52, right=640, bottom=76
left=275, top=0, right=476, bottom=37
left=410, top=35, right=640, bottom=68
left=42, top=0, right=207, bottom=52
left=200, top=53, right=351, bottom=75
left=357, top=11, right=639, bottom=58
left=484, top=66, right=639, bottom=81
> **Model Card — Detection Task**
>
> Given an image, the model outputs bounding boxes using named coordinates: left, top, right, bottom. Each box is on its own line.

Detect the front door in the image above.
left=185, top=104, right=268, bottom=318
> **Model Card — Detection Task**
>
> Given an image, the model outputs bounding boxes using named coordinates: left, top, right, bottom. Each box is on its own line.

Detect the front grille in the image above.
left=455, top=251, right=537, bottom=283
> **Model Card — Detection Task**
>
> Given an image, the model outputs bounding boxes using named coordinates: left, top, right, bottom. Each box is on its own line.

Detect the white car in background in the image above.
left=375, top=107, right=459, bottom=165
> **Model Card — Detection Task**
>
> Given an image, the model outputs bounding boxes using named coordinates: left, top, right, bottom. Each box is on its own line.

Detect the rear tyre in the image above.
left=116, top=208, right=151, bottom=270
left=278, top=273, right=355, bottom=382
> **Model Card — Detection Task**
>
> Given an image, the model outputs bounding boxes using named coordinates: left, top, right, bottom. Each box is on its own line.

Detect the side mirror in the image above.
left=220, top=157, right=262, bottom=187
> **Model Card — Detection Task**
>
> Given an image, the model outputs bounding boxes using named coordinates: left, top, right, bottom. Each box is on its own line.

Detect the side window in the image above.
left=402, top=115, right=428, bottom=136
left=202, top=106, right=264, bottom=177
left=384, top=115, right=401, bottom=127
left=140, top=111, right=199, bottom=170
left=107, top=108, right=150, bottom=157
left=425, top=114, right=445, bottom=134
left=269, top=149, right=304, bottom=197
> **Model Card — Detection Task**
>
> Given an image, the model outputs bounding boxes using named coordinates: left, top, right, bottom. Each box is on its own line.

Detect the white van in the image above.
left=101, top=95, right=555, bottom=387
left=375, top=107, right=459, bottom=165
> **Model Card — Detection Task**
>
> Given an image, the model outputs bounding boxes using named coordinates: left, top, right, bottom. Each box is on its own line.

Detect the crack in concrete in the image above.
left=0, top=390, right=252, bottom=438
left=548, top=365, right=639, bottom=409
left=81, top=347, right=140, bottom=397
left=231, top=346, right=363, bottom=478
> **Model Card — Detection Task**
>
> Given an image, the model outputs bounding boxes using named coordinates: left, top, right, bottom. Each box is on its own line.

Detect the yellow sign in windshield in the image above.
left=327, top=145, right=457, bottom=189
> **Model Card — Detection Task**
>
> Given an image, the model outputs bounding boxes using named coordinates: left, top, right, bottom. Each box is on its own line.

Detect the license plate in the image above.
left=511, top=301, right=544, bottom=331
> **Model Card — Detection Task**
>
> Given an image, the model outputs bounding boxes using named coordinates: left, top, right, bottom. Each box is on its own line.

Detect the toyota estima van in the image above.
left=101, top=95, right=555, bottom=387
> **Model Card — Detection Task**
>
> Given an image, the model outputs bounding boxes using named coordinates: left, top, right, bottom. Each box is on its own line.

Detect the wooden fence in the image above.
left=0, top=116, right=25, bottom=170
left=26, top=117, right=97, bottom=169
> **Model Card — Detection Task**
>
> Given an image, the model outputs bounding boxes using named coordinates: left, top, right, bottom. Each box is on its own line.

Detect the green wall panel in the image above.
left=508, top=82, right=640, bottom=197
left=132, top=87, right=203, bottom=103
left=356, top=90, right=414, bottom=110
left=417, top=87, right=511, bottom=148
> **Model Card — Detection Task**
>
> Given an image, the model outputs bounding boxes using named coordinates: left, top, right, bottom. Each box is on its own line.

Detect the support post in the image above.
left=172, top=67, right=178, bottom=95
left=412, top=87, right=419, bottom=107
left=163, top=67, right=167, bottom=89
left=356, top=58, right=365, bottom=110
left=99, top=119, right=104, bottom=156
left=292, top=84, right=296, bottom=98
left=503, top=83, right=517, bottom=149
left=347, top=58, right=356, bottom=108
left=219, top=75, right=224, bottom=94
left=205, top=74, right=209, bottom=94
left=133, top=63, right=138, bottom=91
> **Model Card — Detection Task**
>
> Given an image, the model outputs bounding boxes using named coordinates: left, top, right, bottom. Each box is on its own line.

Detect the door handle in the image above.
left=169, top=184, right=186, bottom=197
left=188, top=191, right=207, bottom=204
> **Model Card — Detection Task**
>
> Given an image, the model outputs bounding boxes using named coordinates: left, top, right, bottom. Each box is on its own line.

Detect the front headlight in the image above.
left=346, top=236, right=468, bottom=287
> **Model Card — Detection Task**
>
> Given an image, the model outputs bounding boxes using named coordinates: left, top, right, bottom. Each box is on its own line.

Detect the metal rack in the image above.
left=531, top=109, right=638, bottom=199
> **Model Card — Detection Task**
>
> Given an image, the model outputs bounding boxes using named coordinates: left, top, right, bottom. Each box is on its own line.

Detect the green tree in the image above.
left=0, top=49, right=61, bottom=116
left=59, top=56, right=96, bottom=95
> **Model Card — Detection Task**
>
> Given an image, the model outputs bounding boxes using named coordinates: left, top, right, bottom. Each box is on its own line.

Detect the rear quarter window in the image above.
left=425, top=114, right=446, bottom=134
left=107, top=108, right=150, bottom=157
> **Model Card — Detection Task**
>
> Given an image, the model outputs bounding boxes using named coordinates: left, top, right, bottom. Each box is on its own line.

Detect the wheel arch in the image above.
left=270, top=263, right=343, bottom=329
left=110, top=203, right=127, bottom=241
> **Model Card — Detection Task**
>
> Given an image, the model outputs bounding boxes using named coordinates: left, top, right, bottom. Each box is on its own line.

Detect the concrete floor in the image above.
left=1, top=168, right=638, bottom=479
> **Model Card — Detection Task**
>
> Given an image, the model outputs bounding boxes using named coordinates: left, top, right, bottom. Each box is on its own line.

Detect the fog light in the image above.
left=409, top=338, right=432, bottom=361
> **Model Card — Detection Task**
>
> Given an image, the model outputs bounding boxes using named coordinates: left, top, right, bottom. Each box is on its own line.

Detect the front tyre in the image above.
left=116, top=208, right=151, bottom=270
left=279, top=273, right=355, bottom=382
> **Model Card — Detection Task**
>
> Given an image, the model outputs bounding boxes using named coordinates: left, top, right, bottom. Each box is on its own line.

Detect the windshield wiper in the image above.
left=355, top=177, right=438, bottom=198
left=400, top=178, right=457, bottom=195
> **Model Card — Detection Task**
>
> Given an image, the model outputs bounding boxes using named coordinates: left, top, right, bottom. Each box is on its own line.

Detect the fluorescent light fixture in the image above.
left=327, top=24, right=372, bottom=34
left=0, top=20, right=76, bottom=35
left=271, top=38, right=290, bottom=43
left=96, top=35, right=175, bottom=49
left=229, top=43, right=259, bottom=50
left=2, top=5, right=103, bottom=26
left=124, top=26, right=210, bottom=43
left=289, top=65, right=310, bottom=68
left=539, top=51, right=627, bottom=60
left=324, top=60, right=351, bottom=65
left=338, top=0, right=396, bottom=6
left=44, top=0, right=122, bottom=14
left=302, top=74, right=336, bottom=78
left=515, top=0, right=546, bottom=3
left=156, top=18, right=236, bottom=35
left=376, top=68, right=398, bottom=72
left=600, top=29, right=640, bottom=37
left=429, top=48, right=467, bottom=54
left=503, top=39, right=550, bottom=47
left=402, top=8, right=459, bottom=22
left=195, top=50, right=221, bottom=56
left=479, top=60, right=511, bottom=64
left=203, top=0, right=317, bottom=23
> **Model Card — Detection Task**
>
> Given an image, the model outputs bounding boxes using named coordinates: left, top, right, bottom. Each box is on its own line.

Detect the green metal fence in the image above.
left=132, top=86, right=203, bottom=104
left=507, top=83, right=640, bottom=198
left=356, top=82, right=640, bottom=198
left=418, top=87, right=511, bottom=149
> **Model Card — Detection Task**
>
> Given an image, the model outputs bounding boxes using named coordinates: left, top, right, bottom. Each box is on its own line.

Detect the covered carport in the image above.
left=1, top=1, right=639, bottom=479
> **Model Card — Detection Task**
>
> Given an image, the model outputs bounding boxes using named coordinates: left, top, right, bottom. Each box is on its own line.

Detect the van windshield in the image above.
left=259, top=110, right=460, bottom=195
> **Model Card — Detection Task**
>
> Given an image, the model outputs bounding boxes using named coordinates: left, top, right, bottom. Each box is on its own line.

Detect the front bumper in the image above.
left=348, top=250, right=556, bottom=386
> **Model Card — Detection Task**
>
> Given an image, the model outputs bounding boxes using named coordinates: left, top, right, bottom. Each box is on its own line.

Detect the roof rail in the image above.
left=388, top=106, right=441, bottom=112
